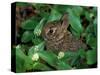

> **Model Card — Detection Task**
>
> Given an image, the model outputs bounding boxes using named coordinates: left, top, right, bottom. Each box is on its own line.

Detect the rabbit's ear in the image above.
left=61, top=14, right=69, bottom=29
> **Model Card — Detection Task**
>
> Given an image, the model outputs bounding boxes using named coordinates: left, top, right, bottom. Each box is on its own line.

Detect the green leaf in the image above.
left=28, top=42, right=45, bottom=56
left=16, top=55, right=25, bottom=72
left=38, top=51, right=58, bottom=67
left=21, top=17, right=38, bottom=30
left=64, top=51, right=78, bottom=58
left=48, top=8, right=62, bottom=22
left=85, top=25, right=92, bottom=33
left=92, top=7, right=97, bottom=16
left=39, top=12, right=49, bottom=19
left=33, top=62, right=52, bottom=71
left=32, top=37, right=43, bottom=45
left=84, top=11, right=93, bottom=22
left=86, top=50, right=97, bottom=65
left=67, top=8, right=83, bottom=36
left=24, top=57, right=33, bottom=71
left=70, top=27, right=80, bottom=38
left=21, top=31, right=33, bottom=43
left=61, top=51, right=79, bottom=66
left=53, top=5, right=69, bottom=13
left=34, top=18, right=46, bottom=36
left=93, top=18, right=97, bottom=25
left=86, top=33, right=97, bottom=49
left=16, top=45, right=34, bottom=72
left=16, top=45, right=27, bottom=59
left=28, top=46, right=35, bottom=56
left=93, top=18, right=97, bottom=36
left=72, top=6, right=83, bottom=17
left=16, top=45, right=27, bottom=72
left=70, top=55, right=79, bottom=66
left=78, top=49, right=86, bottom=58
left=57, top=61, right=72, bottom=70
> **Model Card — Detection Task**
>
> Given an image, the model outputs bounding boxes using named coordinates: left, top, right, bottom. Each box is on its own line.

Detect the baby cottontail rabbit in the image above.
left=42, top=14, right=87, bottom=52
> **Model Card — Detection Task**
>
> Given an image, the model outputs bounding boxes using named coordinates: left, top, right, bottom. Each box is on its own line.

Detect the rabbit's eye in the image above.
left=49, top=29, right=53, bottom=34
left=46, top=26, right=57, bottom=36
left=49, top=27, right=57, bottom=34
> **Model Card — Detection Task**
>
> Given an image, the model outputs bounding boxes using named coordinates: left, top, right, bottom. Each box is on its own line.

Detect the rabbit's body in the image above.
left=42, top=14, right=86, bottom=52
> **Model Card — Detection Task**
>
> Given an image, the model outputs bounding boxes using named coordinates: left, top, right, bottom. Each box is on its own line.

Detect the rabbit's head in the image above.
left=42, top=14, right=69, bottom=41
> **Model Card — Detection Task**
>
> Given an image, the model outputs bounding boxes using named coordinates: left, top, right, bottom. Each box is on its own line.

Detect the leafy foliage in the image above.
left=21, top=31, right=33, bottom=43
left=13, top=2, right=97, bottom=72
left=86, top=50, right=97, bottom=65
left=67, top=8, right=83, bottom=36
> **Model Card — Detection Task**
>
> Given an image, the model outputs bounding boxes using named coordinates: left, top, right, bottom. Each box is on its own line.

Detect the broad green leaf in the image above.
left=16, top=45, right=27, bottom=72
left=85, top=19, right=97, bottom=37
left=24, top=57, right=33, bottom=71
left=64, top=51, right=79, bottom=66
left=85, top=25, right=92, bottom=33
left=28, top=46, right=35, bottom=56
left=61, top=51, right=79, bottom=66
left=32, top=37, right=44, bottom=45
left=86, top=33, right=97, bottom=49
left=53, top=5, right=69, bottom=13
left=70, top=55, right=79, bottom=66
left=39, top=12, right=49, bottom=19
left=21, top=31, right=33, bottom=43
left=69, top=49, right=86, bottom=67
left=72, top=6, right=83, bottom=17
left=16, top=45, right=27, bottom=59
left=21, top=44, right=29, bottom=54
left=84, top=11, right=94, bottom=22
left=84, top=11, right=90, bottom=21
left=57, top=61, right=72, bottom=70
left=78, top=49, right=86, bottom=58
left=64, top=51, right=78, bottom=58
left=86, top=50, right=97, bottom=65
left=16, top=45, right=34, bottom=72
left=38, top=51, right=58, bottom=68
left=67, top=8, right=83, bottom=35
left=21, top=17, right=38, bottom=30
left=34, top=18, right=46, bottom=36
left=16, top=55, right=25, bottom=72
left=33, top=62, right=52, bottom=71
left=48, top=8, right=62, bottom=22
left=70, top=27, right=80, bottom=38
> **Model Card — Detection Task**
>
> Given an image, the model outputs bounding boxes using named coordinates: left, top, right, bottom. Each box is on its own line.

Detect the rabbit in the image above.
left=42, top=14, right=87, bottom=53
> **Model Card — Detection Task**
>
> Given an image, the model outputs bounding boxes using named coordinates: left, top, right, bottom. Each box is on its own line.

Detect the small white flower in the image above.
left=35, top=29, right=41, bottom=36
left=34, top=46, right=39, bottom=51
left=90, top=13, right=94, bottom=18
left=16, top=45, right=21, bottom=49
left=37, top=29, right=41, bottom=36
left=58, top=51, right=65, bottom=59
left=32, top=53, right=39, bottom=61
